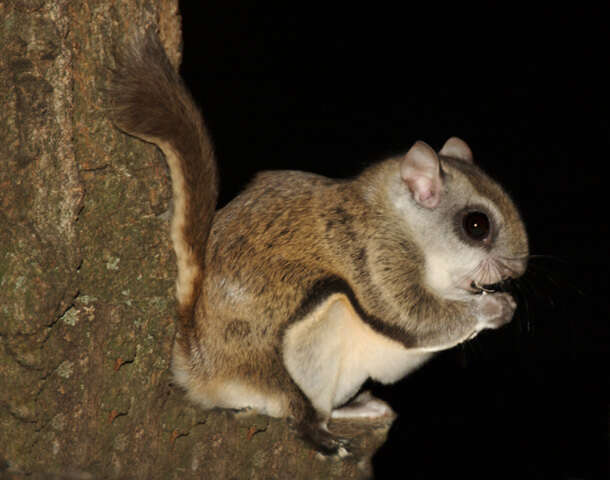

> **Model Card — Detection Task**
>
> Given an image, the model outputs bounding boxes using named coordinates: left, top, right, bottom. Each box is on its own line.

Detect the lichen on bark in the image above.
left=0, top=1, right=391, bottom=478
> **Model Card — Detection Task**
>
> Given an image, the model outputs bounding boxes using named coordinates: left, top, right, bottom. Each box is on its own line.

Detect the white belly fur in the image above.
left=283, top=293, right=433, bottom=415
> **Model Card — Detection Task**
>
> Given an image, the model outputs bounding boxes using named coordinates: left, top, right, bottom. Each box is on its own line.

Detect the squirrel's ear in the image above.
left=439, top=137, right=474, bottom=163
left=400, top=141, right=442, bottom=209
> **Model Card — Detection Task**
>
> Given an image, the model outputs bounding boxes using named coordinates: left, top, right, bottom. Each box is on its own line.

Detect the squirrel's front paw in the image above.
left=475, top=292, right=516, bottom=330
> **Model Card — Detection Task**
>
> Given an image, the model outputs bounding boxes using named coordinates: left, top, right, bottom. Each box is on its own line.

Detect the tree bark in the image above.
left=0, top=1, right=392, bottom=478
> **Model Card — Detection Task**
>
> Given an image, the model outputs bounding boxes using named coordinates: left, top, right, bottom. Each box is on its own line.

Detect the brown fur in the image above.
left=109, top=31, right=528, bottom=453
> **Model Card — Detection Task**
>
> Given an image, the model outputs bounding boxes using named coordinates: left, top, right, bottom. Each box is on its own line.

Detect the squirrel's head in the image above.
left=371, top=137, right=529, bottom=301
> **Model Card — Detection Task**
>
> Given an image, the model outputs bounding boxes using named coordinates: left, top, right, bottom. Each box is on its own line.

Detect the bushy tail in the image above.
left=108, top=30, right=218, bottom=347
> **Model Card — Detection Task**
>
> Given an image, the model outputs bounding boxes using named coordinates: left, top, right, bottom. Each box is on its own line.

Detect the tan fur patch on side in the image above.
left=283, top=294, right=433, bottom=415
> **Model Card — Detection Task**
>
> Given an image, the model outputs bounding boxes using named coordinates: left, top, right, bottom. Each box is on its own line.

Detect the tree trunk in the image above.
left=0, top=1, right=391, bottom=478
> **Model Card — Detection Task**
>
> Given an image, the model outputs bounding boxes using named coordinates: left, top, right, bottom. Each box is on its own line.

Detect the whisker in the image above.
left=527, top=261, right=584, bottom=297
left=494, top=259, right=503, bottom=282
left=512, top=279, right=532, bottom=333
left=497, top=252, right=529, bottom=260
left=485, top=259, right=494, bottom=286
left=516, top=268, right=560, bottom=311
left=454, top=261, right=481, bottom=291
left=527, top=253, right=571, bottom=264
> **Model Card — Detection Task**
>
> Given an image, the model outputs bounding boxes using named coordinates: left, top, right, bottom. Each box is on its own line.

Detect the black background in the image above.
left=179, top=4, right=608, bottom=479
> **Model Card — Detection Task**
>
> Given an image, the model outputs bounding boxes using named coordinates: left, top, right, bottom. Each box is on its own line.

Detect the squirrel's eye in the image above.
left=462, top=211, right=490, bottom=241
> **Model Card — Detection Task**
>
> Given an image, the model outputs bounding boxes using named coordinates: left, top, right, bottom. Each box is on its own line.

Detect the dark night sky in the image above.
left=179, top=4, right=608, bottom=479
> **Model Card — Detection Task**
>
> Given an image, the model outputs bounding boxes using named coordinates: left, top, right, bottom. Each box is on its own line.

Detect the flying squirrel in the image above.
left=108, top=31, right=529, bottom=454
